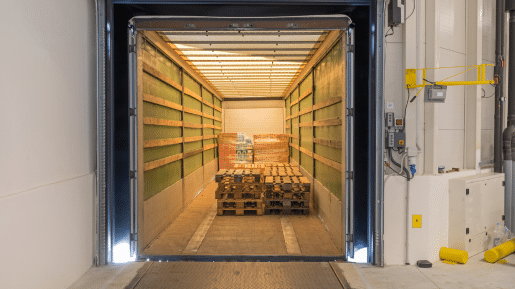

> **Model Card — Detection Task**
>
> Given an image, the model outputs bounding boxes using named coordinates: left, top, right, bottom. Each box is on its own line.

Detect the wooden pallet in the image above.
left=264, top=199, right=309, bottom=208
left=218, top=198, right=263, bottom=209
left=264, top=190, right=309, bottom=200
left=264, top=207, right=309, bottom=215
left=216, top=169, right=262, bottom=183
left=264, top=176, right=310, bottom=191
left=215, top=169, right=243, bottom=182
left=217, top=207, right=264, bottom=216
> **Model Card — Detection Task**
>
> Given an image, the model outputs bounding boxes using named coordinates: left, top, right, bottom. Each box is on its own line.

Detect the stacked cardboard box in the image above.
left=253, top=134, right=289, bottom=163
left=214, top=169, right=264, bottom=216
left=263, top=164, right=310, bottom=215
left=218, top=133, right=237, bottom=169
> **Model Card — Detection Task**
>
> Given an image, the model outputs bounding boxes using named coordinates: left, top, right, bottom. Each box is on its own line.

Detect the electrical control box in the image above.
left=424, top=85, right=447, bottom=103
left=388, top=0, right=405, bottom=27
left=386, top=112, right=395, bottom=128
left=449, top=173, right=504, bottom=257
left=387, top=132, right=406, bottom=148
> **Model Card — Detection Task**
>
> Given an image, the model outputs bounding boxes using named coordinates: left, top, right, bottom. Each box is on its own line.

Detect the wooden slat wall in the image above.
left=285, top=38, right=344, bottom=200
left=140, top=33, right=222, bottom=202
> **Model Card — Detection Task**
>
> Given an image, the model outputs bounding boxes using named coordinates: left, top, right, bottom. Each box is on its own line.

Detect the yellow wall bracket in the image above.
left=405, top=64, right=495, bottom=89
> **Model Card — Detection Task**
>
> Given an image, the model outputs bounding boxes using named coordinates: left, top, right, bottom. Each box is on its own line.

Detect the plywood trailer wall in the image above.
left=137, top=32, right=222, bottom=250
left=285, top=38, right=345, bottom=249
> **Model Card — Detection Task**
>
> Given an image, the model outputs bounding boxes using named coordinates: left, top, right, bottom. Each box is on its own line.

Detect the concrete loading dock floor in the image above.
left=69, top=254, right=515, bottom=289
left=143, top=180, right=341, bottom=257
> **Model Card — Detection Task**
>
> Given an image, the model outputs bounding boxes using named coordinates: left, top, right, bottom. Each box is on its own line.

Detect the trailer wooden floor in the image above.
left=143, top=180, right=341, bottom=256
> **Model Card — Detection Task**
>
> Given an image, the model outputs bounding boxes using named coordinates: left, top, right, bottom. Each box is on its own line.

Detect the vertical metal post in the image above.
left=312, top=69, right=316, bottom=180
left=495, top=0, right=506, bottom=173
left=506, top=0, right=515, bottom=233
left=127, top=25, right=138, bottom=259
left=345, top=27, right=355, bottom=260
left=105, top=0, right=115, bottom=265
left=95, top=0, right=107, bottom=266
left=372, top=0, right=386, bottom=266
left=181, top=69, right=186, bottom=210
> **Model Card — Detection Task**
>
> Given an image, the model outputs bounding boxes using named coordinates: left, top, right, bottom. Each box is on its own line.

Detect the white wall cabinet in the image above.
left=449, top=173, right=504, bottom=256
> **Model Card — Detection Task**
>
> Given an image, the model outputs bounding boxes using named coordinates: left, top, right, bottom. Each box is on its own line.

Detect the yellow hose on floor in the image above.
left=484, top=239, right=515, bottom=263
left=439, top=247, right=468, bottom=264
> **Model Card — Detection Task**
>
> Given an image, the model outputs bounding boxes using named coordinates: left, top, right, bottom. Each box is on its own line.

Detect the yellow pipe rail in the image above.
left=405, top=64, right=495, bottom=89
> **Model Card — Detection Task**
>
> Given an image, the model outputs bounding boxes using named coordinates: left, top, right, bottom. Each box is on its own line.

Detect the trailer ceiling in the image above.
left=158, top=30, right=329, bottom=98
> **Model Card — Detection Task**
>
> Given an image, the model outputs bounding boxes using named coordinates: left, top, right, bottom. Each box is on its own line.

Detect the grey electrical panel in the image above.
left=386, top=112, right=395, bottom=128
left=387, top=132, right=406, bottom=148
left=388, top=0, right=405, bottom=27
left=424, top=85, right=447, bottom=103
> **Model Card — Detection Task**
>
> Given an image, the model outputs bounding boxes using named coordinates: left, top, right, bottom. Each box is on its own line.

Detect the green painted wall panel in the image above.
left=314, top=40, right=343, bottom=105
left=314, top=103, right=342, bottom=121
left=203, top=128, right=214, bottom=136
left=184, top=128, right=201, bottom=137
left=184, top=154, right=203, bottom=176
left=203, top=104, right=214, bottom=116
left=184, top=73, right=201, bottom=96
left=315, top=126, right=342, bottom=145
left=300, top=127, right=313, bottom=151
left=184, top=113, right=201, bottom=124
left=300, top=152, right=314, bottom=175
left=184, top=140, right=202, bottom=152
left=144, top=125, right=181, bottom=141
left=204, top=138, right=214, bottom=145
left=291, top=148, right=299, bottom=163
left=143, top=102, right=181, bottom=121
left=144, top=161, right=182, bottom=201
left=143, top=74, right=182, bottom=103
left=299, top=94, right=312, bottom=111
left=142, top=42, right=181, bottom=84
left=315, top=143, right=341, bottom=163
left=214, top=110, right=221, bottom=119
left=299, top=72, right=313, bottom=96
left=299, top=112, right=312, bottom=124
left=144, top=144, right=182, bottom=163
left=204, top=148, right=215, bottom=164
left=202, top=88, right=213, bottom=103
left=214, top=120, right=221, bottom=127
left=315, top=161, right=342, bottom=200
left=184, top=95, right=202, bottom=111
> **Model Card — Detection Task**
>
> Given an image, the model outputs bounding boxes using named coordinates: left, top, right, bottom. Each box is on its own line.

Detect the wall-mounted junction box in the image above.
left=386, top=112, right=395, bottom=128
left=388, top=0, right=405, bottom=27
left=424, top=85, right=447, bottom=103
left=387, top=132, right=405, bottom=148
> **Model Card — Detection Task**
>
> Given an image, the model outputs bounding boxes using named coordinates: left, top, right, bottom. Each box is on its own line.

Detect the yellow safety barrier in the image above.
left=405, top=64, right=495, bottom=89
left=439, top=247, right=468, bottom=264
left=484, top=238, right=515, bottom=263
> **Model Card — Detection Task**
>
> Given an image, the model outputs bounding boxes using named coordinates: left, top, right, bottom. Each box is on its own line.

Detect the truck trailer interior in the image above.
left=127, top=15, right=354, bottom=261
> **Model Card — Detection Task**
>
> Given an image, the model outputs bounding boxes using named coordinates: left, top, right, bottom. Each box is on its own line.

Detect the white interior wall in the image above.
left=384, top=0, right=500, bottom=265
left=0, top=1, right=96, bottom=288
left=222, top=100, right=285, bottom=141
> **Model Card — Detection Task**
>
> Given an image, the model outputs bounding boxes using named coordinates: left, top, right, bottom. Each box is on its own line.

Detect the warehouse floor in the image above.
left=69, top=253, right=515, bottom=289
left=143, top=180, right=341, bottom=256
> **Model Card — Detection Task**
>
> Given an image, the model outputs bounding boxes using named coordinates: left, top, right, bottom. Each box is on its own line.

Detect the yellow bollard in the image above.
left=484, top=239, right=515, bottom=263
left=439, top=247, right=468, bottom=264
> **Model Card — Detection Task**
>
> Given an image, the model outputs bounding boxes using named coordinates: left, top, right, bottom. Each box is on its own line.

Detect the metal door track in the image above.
left=138, top=255, right=345, bottom=263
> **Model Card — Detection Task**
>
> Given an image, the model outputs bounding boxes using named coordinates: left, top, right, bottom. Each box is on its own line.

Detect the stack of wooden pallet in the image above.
left=214, top=169, right=264, bottom=216
left=263, top=165, right=311, bottom=215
